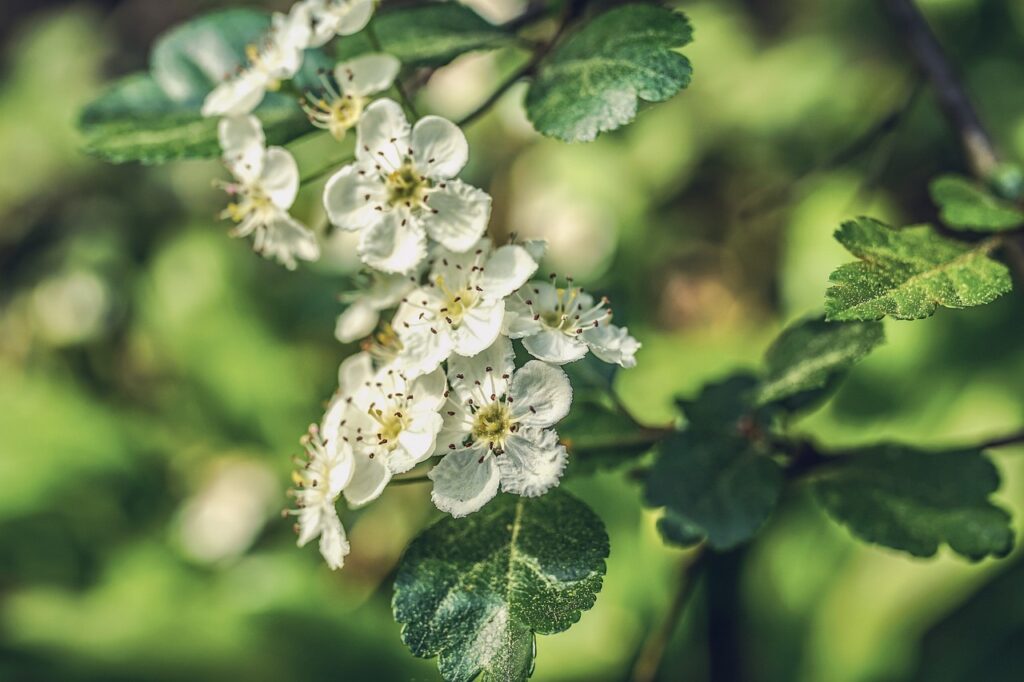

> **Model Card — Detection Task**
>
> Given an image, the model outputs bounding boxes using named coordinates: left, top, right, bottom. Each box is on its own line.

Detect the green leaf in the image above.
left=79, top=9, right=321, bottom=164
left=677, top=373, right=761, bottom=432
left=813, top=444, right=1014, bottom=560
left=526, top=4, right=693, bottom=142
left=657, top=510, right=705, bottom=548
left=561, top=396, right=658, bottom=474
left=756, top=318, right=884, bottom=409
left=930, top=175, right=1024, bottom=232
left=393, top=491, right=609, bottom=682
left=336, top=3, right=512, bottom=67
left=825, top=217, right=1012, bottom=321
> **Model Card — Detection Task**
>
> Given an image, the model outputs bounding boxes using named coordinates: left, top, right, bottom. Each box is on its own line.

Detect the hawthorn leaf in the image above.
left=813, top=444, right=1014, bottom=560
left=825, top=217, right=1011, bottom=321
left=526, top=4, right=693, bottom=142
left=930, top=175, right=1024, bottom=232
left=756, top=317, right=884, bottom=409
left=393, top=491, right=609, bottom=682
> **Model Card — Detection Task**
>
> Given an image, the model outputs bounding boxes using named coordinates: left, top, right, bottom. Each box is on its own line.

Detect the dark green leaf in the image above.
left=336, top=3, right=512, bottom=67
left=930, top=175, right=1024, bottom=232
left=813, top=444, right=1014, bottom=560
left=677, top=373, right=760, bottom=432
left=657, top=510, right=705, bottom=548
left=393, top=491, right=609, bottom=682
left=756, top=317, right=884, bottom=409
left=825, top=217, right=1012, bottom=321
left=526, top=4, right=693, bottom=142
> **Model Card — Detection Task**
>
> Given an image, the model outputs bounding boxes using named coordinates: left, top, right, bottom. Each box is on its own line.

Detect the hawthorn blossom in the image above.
left=216, top=115, right=320, bottom=269
left=302, top=53, right=400, bottom=141
left=302, top=0, right=375, bottom=47
left=329, top=353, right=447, bottom=506
left=503, top=278, right=640, bottom=367
left=202, top=8, right=313, bottom=117
left=323, top=99, right=491, bottom=273
left=390, top=239, right=538, bottom=377
left=428, top=337, right=572, bottom=517
left=335, top=271, right=415, bottom=343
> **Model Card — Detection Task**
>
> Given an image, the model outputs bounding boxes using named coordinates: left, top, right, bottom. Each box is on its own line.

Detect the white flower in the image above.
left=335, top=271, right=415, bottom=343
left=301, top=0, right=375, bottom=47
left=285, top=412, right=356, bottom=570
left=302, top=53, right=400, bottom=141
left=390, top=239, right=538, bottom=377
left=503, top=278, right=640, bottom=367
left=330, top=352, right=447, bottom=506
left=428, top=337, right=572, bottom=517
left=217, top=115, right=320, bottom=269
left=202, top=9, right=313, bottom=117
left=322, top=99, right=491, bottom=273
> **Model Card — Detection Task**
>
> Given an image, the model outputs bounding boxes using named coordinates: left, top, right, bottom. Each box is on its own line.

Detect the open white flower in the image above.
left=217, top=115, right=320, bottom=269
left=331, top=353, right=447, bottom=506
left=303, top=0, right=375, bottom=47
left=428, top=337, right=572, bottom=518
left=323, top=98, right=491, bottom=273
left=503, top=278, right=640, bottom=367
left=336, top=271, right=415, bottom=343
left=285, top=412, right=355, bottom=569
left=391, top=239, right=538, bottom=377
left=202, top=9, right=313, bottom=117
left=302, top=54, right=400, bottom=141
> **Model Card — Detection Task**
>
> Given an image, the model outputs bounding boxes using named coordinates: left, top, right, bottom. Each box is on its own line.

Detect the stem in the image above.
left=882, top=0, right=999, bottom=179
left=365, top=21, right=419, bottom=119
left=300, top=155, right=354, bottom=185
left=630, top=545, right=708, bottom=682
left=390, top=473, right=431, bottom=485
left=976, top=430, right=1024, bottom=450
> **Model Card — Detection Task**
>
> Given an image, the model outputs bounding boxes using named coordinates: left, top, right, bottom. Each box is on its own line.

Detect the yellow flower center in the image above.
left=472, top=402, right=513, bottom=447
left=386, top=162, right=431, bottom=207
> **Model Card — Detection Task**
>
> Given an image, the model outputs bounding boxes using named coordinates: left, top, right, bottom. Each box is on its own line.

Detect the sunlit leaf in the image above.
left=930, top=175, right=1024, bottom=232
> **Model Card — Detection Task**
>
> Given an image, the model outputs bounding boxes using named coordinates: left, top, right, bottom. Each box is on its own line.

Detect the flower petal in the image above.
left=260, top=147, right=300, bottom=209
left=218, top=114, right=264, bottom=166
left=501, top=293, right=543, bottom=339
left=447, top=336, right=514, bottom=404
left=336, top=53, right=401, bottom=97
left=424, top=180, right=491, bottom=253
left=318, top=507, right=350, bottom=570
left=335, top=300, right=379, bottom=343
left=343, top=450, right=392, bottom=507
left=356, top=98, right=411, bottom=169
left=478, top=245, right=538, bottom=300
left=391, top=410, right=443, bottom=473
left=452, top=299, right=505, bottom=357
left=410, top=367, right=449, bottom=411
left=582, top=324, right=641, bottom=368
left=338, top=351, right=374, bottom=394
left=497, top=428, right=568, bottom=497
left=256, top=212, right=320, bottom=269
left=429, top=448, right=500, bottom=517
left=323, top=163, right=387, bottom=231
left=433, top=397, right=474, bottom=454
left=357, top=211, right=427, bottom=274
left=509, top=360, right=572, bottom=427
left=522, top=329, right=589, bottom=364
left=201, top=69, right=267, bottom=117
left=411, top=115, right=468, bottom=179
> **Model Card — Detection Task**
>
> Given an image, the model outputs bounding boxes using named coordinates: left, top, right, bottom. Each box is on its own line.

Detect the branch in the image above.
left=975, top=429, right=1024, bottom=450
left=882, top=0, right=999, bottom=179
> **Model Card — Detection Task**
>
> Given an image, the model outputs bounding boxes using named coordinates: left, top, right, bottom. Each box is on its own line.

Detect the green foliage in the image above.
left=813, top=444, right=1014, bottom=560
left=930, top=175, right=1024, bottom=232
left=78, top=9, right=321, bottom=164
left=526, top=4, right=693, bottom=142
left=561, top=396, right=657, bottom=474
left=756, top=318, right=884, bottom=409
left=336, top=3, right=512, bottom=67
left=825, top=217, right=1012, bottom=321
left=393, top=491, right=609, bottom=682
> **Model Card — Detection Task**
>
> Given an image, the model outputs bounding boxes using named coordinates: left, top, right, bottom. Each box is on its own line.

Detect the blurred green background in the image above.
left=2, top=0, right=1024, bottom=680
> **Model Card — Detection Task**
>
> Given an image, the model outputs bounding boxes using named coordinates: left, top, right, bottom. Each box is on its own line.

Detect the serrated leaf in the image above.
left=825, top=217, right=1012, bottom=321
left=930, top=175, right=1024, bottom=232
left=526, top=4, right=693, bottom=142
left=813, top=444, right=1014, bottom=560
left=393, top=491, right=609, bottom=682
left=336, top=3, right=511, bottom=67
left=78, top=9, right=323, bottom=164
left=756, top=318, right=884, bottom=409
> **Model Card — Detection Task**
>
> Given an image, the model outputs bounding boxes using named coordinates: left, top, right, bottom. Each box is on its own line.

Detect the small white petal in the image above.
left=323, top=163, right=388, bottom=231
left=296, top=504, right=327, bottom=546
left=429, top=448, right=500, bottom=517
left=391, top=411, right=443, bottom=472
left=412, top=115, right=468, bottom=179
left=509, top=361, right=572, bottom=427
left=410, top=367, right=449, bottom=411
left=357, top=211, right=428, bottom=274
left=452, top=300, right=505, bottom=357
left=522, top=329, right=589, bottom=364
left=392, top=318, right=454, bottom=378
left=256, top=212, right=320, bottom=269
left=522, top=239, right=548, bottom=263
left=433, top=398, right=474, bottom=455
left=201, top=69, right=268, bottom=117
left=497, top=428, right=568, bottom=498
left=357, top=98, right=411, bottom=169
left=478, top=245, right=538, bottom=300
left=335, top=300, right=379, bottom=343
left=218, top=114, right=264, bottom=159
left=336, top=53, right=401, bottom=97
left=424, top=180, right=491, bottom=253
left=318, top=508, right=350, bottom=570
left=583, top=324, right=641, bottom=368
left=343, top=451, right=392, bottom=507
left=338, top=351, right=374, bottom=394
left=501, top=295, right=544, bottom=339
left=447, top=336, right=514, bottom=404
left=260, top=147, right=300, bottom=209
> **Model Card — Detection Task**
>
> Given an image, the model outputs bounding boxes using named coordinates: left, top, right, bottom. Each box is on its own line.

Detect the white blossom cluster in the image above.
left=201, top=0, right=641, bottom=569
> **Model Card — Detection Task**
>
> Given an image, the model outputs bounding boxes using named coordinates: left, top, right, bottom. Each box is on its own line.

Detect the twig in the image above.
left=975, top=430, right=1024, bottom=450
left=630, top=544, right=709, bottom=682
left=365, top=21, right=420, bottom=118
left=390, top=473, right=431, bottom=485
left=882, top=0, right=999, bottom=179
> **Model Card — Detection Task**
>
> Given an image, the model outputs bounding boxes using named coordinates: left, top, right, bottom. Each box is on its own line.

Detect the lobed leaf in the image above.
left=526, top=4, right=693, bottom=142
left=930, top=175, right=1024, bottom=232
left=825, top=217, right=1011, bottom=321
left=393, top=491, right=609, bottom=682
